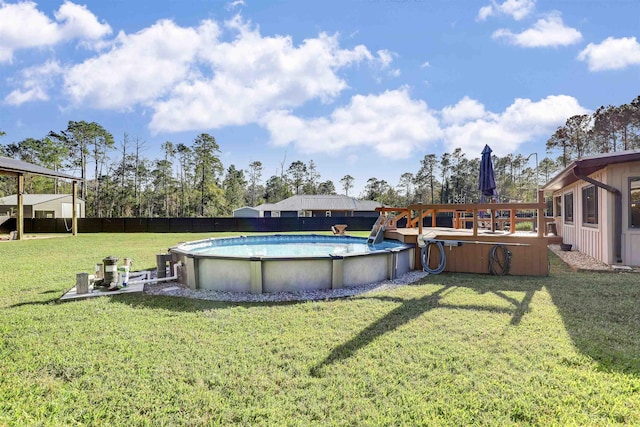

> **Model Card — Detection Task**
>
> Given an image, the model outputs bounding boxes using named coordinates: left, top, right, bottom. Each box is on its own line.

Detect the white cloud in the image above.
left=0, top=1, right=60, bottom=62
left=256, top=89, right=587, bottom=162
left=4, top=60, right=63, bottom=105
left=577, top=36, right=640, bottom=71
left=225, top=0, right=245, bottom=11
left=441, top=96, right=488, bottom=125
left=149, top=18, right=382, bottom=132
left=477, top=5, right=494, bottom=21
left=377, top=49, right=393, bottom=67
left=420, top=61, right=431, bottom=68
left=55, top=1, right=112, bottom=41
left=442, top=95, right=588, bottom=155
left=63, top=19, right=218, bottom=109
left=492, top=13, right=581, bottom=47
left=0, top=1, right=110, bottom=63
left=499, top=0, right=536, bottom=20
left=261, top=88, right=442, bottom=160
left=477, top=0, right=535, bottom=21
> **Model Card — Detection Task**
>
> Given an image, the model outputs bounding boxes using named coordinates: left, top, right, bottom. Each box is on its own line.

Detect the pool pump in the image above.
left=93, top=256, right=130, bottom=291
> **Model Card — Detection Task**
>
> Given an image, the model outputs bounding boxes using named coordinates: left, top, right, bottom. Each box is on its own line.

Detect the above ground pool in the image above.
left=170, top=234, right=415, bottom=294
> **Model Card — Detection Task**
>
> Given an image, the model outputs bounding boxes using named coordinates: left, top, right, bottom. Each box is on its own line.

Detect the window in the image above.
left=582, top=185, right=598, bottom=225
left=630, top=177, right=640, bottom=228
left=554, top=196, right=562, bottom=217
left=325, top=211, right=332, bottom=217
left=564, top=192, right=574, bottom=223
left=35, top=210, right=55, bottom=219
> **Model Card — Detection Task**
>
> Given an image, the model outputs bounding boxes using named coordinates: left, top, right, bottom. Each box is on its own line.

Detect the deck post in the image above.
left=510, top=209, right=516, bottom=234
left=472, top=208, right=478, bottom=237
left=16, top=174, right=24, bottom=240
left=72, top=180, right=78, bottom=236
left=537, top=189, right=544, bottom=238
left=418, top=209, right=423, bottom=235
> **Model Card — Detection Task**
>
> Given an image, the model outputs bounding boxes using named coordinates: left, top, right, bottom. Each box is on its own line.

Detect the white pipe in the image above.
left=129, top=271, right=150, bottom=281
left=418, top=235, right=531, bottom=248
left=127, top=263, right=180, bottom=286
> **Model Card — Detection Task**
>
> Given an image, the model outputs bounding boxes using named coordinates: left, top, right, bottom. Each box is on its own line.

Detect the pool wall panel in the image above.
left=197, top=258, right=252, bottom=292
left=343, top=253, right=389, bottom=287
left=262, top=259, right=332, bottom=293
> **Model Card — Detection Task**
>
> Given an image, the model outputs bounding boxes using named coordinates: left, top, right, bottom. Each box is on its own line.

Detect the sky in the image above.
left=0, top=0, right=639, bottom=196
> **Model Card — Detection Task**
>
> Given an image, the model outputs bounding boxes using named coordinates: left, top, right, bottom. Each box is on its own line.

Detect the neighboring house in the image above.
left=542, top=150, right=640, bottom=266
left=0, top=194, right=85, bottom=219
left=232, top=206, right=262, bottom=218
left=232, top=195, right=382, bottom=218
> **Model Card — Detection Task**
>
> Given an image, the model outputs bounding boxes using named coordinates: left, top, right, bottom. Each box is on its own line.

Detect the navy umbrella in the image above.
left=479, top=144, right=498, bottom=231
left=479, top=144, right=497, bottom=202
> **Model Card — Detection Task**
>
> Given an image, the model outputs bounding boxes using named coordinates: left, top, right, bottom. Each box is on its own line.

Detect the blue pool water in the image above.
left=180, top=234, right=409, bottom=258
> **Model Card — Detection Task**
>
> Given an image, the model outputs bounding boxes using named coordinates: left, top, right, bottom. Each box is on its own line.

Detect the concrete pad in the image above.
left=60, top=282, right=145, bottom=301
left=611, top=265, right=633, bottom=271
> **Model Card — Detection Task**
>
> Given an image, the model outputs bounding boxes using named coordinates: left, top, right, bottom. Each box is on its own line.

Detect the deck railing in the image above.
left=377, top=190, right=550, bottom=238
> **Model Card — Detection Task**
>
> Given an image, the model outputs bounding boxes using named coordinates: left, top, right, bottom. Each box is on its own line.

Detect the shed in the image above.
left=0, top=194, right=85, bottom=219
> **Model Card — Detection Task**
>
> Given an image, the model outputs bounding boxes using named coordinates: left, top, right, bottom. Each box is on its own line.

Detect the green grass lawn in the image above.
left=1, top=233, right=639, bottom=426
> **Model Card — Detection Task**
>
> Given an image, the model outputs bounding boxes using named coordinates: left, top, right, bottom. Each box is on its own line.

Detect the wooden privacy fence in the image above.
left=3, top=213, right=545, bottom=234
left=5, top=216, right=387, bottom=234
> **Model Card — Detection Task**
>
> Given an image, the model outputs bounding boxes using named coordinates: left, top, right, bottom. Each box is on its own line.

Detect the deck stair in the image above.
left=367, top=215, right=386, bottom=245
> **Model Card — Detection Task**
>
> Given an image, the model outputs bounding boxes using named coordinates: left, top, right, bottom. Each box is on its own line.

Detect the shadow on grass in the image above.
left=107, top=292, right=301, bottom=312
left=311, top=275, right=543, bottom=377
left=545, top=253, right=640, bottom=376
left=7, top=297, right=60, bottom=308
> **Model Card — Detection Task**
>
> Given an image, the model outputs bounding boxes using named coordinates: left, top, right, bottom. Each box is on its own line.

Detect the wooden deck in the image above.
left=385, top=227, right=551, bottom=276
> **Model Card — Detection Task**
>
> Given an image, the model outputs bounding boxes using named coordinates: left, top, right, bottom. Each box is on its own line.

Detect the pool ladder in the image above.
left=367, top=216, right=386, bottom=245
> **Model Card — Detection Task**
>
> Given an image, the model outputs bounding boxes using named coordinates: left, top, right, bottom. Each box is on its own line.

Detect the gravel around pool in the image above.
left=144, top=270, right=429, bottom=303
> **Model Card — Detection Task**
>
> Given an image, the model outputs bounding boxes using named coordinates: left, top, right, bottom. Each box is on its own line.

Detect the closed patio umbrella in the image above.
left=479, top=144, right=497, bottom=200
left=479, top=144, right=498, bottom=231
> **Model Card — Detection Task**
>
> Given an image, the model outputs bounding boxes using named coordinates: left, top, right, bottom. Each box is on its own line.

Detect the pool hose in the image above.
left=421, top=240, right=446, bottom=275
left=488, top=244, right=511, bottom=275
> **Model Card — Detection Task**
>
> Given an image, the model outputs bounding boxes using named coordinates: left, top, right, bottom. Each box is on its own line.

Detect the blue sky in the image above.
left=1, top=0, right=639, bottom=195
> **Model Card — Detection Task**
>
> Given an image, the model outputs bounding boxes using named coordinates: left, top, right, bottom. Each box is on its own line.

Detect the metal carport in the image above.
left=0, top=156, right=81, bottom=240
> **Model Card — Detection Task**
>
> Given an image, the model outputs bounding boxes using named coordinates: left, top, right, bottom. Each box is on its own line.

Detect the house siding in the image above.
left=553, top=162, right=640, bottom=266
left=555, top=171, right=606, bottom=263
left=608, top=161, right=640, bottom=266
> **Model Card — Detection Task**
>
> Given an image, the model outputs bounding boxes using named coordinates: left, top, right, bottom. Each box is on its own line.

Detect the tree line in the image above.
left=1, top=95, right=638, bottom=217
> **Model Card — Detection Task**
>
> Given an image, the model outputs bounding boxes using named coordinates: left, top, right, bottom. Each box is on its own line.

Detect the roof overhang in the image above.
left=0, top=156, right=81, bottom=180
left=543, top=150, right=640, bottom=192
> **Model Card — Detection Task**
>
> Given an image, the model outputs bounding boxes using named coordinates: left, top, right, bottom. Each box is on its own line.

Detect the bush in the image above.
left=515, top=221, right=533, bottom=231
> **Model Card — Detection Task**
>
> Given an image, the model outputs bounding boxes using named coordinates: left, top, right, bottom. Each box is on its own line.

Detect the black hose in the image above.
left=421, top=241, right=446, bottom=274
left=489, top=244, right=511, bottom=275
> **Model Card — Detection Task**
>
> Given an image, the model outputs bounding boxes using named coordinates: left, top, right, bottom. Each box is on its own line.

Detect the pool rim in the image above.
left=169, top=233, right=413, bottom=261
